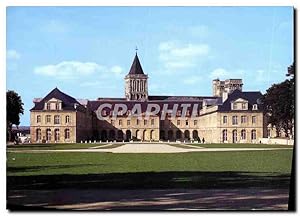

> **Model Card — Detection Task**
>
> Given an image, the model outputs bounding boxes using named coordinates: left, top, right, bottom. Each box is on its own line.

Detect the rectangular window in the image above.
left=242, top=103, right=246, bottom=110
left=54, top=115, right=60, bottom=124
left=185, top=120, right=189, bottom=126
left=46, top=103, right=51, bottom=110
left=177, top=120, right=180, bottom=126
left=119, top=119, right=122, bottom=126
left=137, top=119, right=140, bottom=125
left=56, top=103, right=60, bottom=110
left=151, top=119, right=155, bottom=126
left=241, top=116, right=247, bottom=123
left=46, top=115, right=51, bottom=123
left=223, top=116, right=227, bottom=124
left=252, top=116, right=256, bottom=124
left=194, top=120, right=197, bottom=126
left=232, top=116, right=238, bottom=125
left=37, top=115, right=41, bottom=123
left=144, top=119, right=148, bottom=125
left=233, top=103, right=237, bottom=110
left=127, top=120, right=130, bottom=126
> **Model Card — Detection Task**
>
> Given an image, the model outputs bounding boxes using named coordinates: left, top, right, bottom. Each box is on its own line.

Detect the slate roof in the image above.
left=30, top=87, right=86, bottom=111
left=218, top=89, right=263, bottom=112
left=128, top=54, right=145, bottom=75
left=87, top=100, right=204, bottom=115
left=148, top=95, right=217, bottom=101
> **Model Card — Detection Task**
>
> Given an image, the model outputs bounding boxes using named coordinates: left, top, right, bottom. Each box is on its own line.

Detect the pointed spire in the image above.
left=128, top=53, right=145, bottom=75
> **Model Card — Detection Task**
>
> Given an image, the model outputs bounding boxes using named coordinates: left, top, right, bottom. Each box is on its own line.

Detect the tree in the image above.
left=7, top=90, right=24, bottom=142
left=262, top=63, right=294, bottom=138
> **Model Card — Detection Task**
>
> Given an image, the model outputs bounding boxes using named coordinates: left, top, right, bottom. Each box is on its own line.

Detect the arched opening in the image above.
left=142, top=130, right=147, bottom=141
left=108, top=130, right=115, bottom=141
left=117, top=130, right=123, bottom=141
left=54, top=129, right=60, bottom=142
left=222, top=129, right=227, bottom=142
left=241, top=129, right=246, bottom=140
left=176, top=130, right=182, bottom=140
left=168, top=130, right=173, bottom=141
left=160, top=130, right=165, bottom=140
left=136, top=130, right=140, bottom=140
left=184, top=130, right=190, bottom=140
left=101, top=130, right=107, bottom=141
left=36, top=129, right=41, bottom=142
left=46, top=129, right=51, bottom=142
left=150, top=130, right=155, bottom=140
left=232, top=130, right=237, bottom=143
left=192, top=130, right=198, bottom=140
left=251, top=130, right=256, bottom=140
left=125, top=130, right=131, bottom=141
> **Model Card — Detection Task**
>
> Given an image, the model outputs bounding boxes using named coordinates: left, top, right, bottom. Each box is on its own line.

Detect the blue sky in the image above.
left=6, top=6, right=293, bottom=126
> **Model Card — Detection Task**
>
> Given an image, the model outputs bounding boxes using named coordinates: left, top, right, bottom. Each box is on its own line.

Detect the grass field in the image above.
left=188, top=143, right=294, bottom=148
left=7, top=150, right=293, bottom=176
left=7, top=149, right=293, bottom=191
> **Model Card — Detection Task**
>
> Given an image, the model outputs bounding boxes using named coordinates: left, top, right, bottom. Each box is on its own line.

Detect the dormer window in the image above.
left=46, top=103, right=51, bottom=110
left=56, top=103, right=60, bottom=110
left=233, top=103, right=238, bottom=110
left=242, top=103, right=247, bottom=110
left=252, top=104, right=258, bottom=110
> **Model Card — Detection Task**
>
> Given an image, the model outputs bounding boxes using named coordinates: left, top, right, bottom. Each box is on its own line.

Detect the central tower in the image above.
left=125, top=53, right=148, bottom=101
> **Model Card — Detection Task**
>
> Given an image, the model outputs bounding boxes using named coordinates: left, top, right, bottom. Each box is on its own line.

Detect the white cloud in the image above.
left=158, top=41, right=210, bottom=71
left=7, top=49, right=21, bottom=60
left=110, top=65, right=123, bottom=75
left=34, top=61, right=124, bottom=80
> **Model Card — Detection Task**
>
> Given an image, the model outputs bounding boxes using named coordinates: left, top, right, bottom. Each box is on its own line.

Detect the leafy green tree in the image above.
left=7, top=90, right=24, bottom=142
left=262, top=63, right=294, bottom=138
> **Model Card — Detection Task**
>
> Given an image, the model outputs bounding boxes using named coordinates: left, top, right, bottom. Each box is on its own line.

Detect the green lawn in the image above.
left=7, top=150, right=293, bottom=176
left=188, top=143, right=294, bottom=148
left=7, top=150, right=293, bottom=190
left=7, top=143, right=106, bottom=150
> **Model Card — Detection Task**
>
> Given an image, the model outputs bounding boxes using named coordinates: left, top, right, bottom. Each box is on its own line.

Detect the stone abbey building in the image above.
left=30, top=54, right=269, bottom=144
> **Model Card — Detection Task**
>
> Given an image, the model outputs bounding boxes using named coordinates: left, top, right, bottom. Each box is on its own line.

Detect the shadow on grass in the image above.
left=7, top=171, right=290, bottom=191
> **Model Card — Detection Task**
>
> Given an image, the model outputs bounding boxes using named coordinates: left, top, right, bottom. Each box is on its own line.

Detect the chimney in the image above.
left=222, top=91, right=228, bottom=102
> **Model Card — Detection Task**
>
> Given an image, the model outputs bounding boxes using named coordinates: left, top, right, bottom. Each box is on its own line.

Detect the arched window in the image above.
left=150, top=130, right=155, bottom=140
left=184, top=130, right=190, bottom=139
left=65, top=115, right=70, bottom=123
left=251, top=130, right=256, bottom=140
left=65, top=129, right=70, bottom=139
left=36, top=115, right=41, bottom=123
left=241, top=129, right=246, bottom=140
left=36, top=129, right=41, bottom=142
left=54, top=129, right=60, bottom=141
left=54, top=115, right=60, bottom=124
left=232, top=130, right=237, bottom=143
left=46, top=129, right=51, bottom=141
left=222, top=129, right=227, bottom=142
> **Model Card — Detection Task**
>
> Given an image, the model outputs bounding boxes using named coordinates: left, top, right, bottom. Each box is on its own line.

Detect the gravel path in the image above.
left=7, top=188, right=289, bottom=210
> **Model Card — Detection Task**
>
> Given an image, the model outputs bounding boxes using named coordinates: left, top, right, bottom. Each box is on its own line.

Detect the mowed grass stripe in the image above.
left=7, top=150, right=293, bottom=176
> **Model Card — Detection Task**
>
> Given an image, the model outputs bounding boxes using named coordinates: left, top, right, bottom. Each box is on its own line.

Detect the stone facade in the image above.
left=30, top=54, right=267, bottom=144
